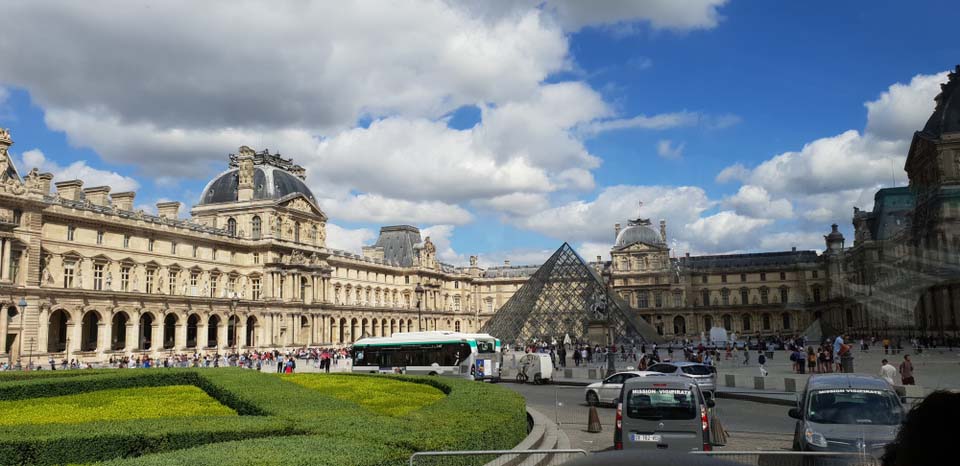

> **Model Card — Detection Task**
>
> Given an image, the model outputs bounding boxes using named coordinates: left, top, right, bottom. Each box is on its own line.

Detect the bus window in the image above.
left=477, top=340, right=495, bottom=353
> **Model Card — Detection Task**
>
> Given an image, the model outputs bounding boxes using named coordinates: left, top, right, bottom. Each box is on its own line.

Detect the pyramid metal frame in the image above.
left=481, top=243, right=662, bottom=345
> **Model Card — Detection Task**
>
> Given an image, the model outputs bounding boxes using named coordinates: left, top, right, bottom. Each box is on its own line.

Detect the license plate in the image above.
left=631, top=434, right=661, bottom=442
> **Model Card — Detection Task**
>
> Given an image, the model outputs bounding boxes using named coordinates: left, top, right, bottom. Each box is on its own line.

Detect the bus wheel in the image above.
left=428, top=371, right=438, bottom=376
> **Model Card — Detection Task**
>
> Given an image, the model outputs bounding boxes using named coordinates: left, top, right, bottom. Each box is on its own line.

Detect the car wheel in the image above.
left=586, top=391, right=599, bottom=406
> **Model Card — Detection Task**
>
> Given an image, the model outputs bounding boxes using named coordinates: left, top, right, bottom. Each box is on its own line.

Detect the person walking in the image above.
left=899, top=354, right=915, bottom=385
left=758, top=351, right=768, bottom=377
left=879, top=359, right=898, bottom=385
left=743, top=347, right=750, bottom=366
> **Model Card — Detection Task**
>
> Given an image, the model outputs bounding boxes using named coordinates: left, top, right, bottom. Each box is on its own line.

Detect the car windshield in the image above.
left=626, top=388, right=696, bottom=420
left=647, top=364, right=675, bottom=374
left=807, top=389, right=902, bottom=425
left=680, top=365, right=712, bottom=376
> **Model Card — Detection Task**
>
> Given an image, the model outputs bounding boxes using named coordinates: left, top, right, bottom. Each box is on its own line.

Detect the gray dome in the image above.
left=615, top=223, right=664, bottom=248
left=199, top=165, right=316, bottom=205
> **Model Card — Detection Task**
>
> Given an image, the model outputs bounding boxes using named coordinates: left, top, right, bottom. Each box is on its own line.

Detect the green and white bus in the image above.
left=351, top=331, right=501, bottom=381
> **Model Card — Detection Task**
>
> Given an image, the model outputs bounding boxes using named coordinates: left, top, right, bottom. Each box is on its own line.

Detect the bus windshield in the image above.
left=476, top=340, right=496, bottom=353
left=806, top=389, right=902, bottom=425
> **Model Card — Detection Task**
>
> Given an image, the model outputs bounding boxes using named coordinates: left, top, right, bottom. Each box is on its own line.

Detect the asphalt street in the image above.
left=504, top=382, right=796, bottom=452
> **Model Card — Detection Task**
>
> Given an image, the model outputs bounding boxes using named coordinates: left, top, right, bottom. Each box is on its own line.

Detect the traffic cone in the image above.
left=587, top=405, right=602, bottom=433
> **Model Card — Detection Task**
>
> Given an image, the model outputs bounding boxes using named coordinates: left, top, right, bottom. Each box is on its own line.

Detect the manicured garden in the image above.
left=0, top=369, right=527, bottom=465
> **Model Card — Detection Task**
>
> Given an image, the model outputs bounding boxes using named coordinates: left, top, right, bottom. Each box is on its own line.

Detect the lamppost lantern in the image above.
left=415, top=284, right=425, bottom=331
left=18, top=297, right=27, bottom=310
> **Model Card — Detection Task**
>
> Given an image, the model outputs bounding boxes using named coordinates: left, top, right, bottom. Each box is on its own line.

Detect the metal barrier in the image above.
left=692, top=451, right=881, bottom=466
left=409, top=449, right=587, bottom=466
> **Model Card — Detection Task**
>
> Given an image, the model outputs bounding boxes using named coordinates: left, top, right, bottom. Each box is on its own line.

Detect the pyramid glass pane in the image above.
left=481, top=243, right=661, bottom=345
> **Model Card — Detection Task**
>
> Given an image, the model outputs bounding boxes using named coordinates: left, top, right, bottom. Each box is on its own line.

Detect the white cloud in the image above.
left=724, top=185, right=793, bottom=219
left=685, top=211, right=772, bottom=250
left=580, top=111, right=700, bottom=134
left=656, top=139, right=685, bottom=159
left=544, top=0, right=729, bottom=32
left=325, top=223, right=376, bottom=254
left=865, top=71, right=949, bottom=142
left=472, top=193, right=550, bottom=217
left=420, top=224, right=462, bottom=264
left=318, top=194, right=473, bottom=226
left=19, top=148, right=139, bottom=192
left=758, top=231, right=825, bottom=252
left=475, top=248, right=555, bottom=268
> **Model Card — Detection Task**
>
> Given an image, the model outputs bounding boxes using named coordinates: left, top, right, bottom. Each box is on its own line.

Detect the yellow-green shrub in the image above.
left=285, top=374, right=444, bottom=417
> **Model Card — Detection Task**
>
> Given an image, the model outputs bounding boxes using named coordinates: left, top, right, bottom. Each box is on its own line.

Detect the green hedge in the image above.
left=0, top=370, right=527, bottom=466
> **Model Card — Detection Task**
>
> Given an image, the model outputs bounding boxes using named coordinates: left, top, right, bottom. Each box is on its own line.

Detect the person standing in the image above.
left=899, top=354, right=915, bottom=385
left=879, top=359, right=898, bottom=385
left=758, top=351, right=767, bottom=377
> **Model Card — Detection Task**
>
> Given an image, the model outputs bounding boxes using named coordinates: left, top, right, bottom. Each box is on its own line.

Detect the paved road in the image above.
left=504, top=382, right=795, bottom=452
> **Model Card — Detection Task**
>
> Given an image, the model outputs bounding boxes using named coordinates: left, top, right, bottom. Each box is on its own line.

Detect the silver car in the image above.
left=585, top=371, right=664, bottom=406
left=646, top=362, right=716, bottom=393
left=790, top=374, right=903, bottom=455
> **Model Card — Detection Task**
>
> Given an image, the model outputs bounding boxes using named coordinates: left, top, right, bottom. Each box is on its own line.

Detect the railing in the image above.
left=692, top=451, right=882, bottom=466
left=409, top=449, right=587, bottom=466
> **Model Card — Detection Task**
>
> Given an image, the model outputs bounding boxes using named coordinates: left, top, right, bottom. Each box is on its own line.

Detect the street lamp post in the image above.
left=415, top=284, right=424, bottom=331
left=17, top=297, right=27, bottom=371
left=230, top=293, right=240, bottom=367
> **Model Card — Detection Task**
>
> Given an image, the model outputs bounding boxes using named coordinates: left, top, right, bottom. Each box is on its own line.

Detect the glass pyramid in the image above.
left=481, top=243, right=662, bottom=345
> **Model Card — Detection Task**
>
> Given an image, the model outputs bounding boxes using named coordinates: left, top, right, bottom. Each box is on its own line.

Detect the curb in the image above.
left=715, top=391, right=796, bottom=406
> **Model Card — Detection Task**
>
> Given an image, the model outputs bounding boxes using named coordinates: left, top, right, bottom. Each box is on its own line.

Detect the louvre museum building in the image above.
left=2, top=68, right=960, bottom=362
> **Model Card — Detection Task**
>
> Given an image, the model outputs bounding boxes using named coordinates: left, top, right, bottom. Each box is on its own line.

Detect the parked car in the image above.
left=615, top=375, right=714, bottom=451
left=646, top=362, right=717, bottom=393
left=585, top=371, right=664, bottom=406
left=789, top=374, right=903, bottom=455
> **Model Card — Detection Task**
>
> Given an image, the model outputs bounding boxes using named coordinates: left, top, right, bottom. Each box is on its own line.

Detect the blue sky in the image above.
left=0, top=1, right=957, bottom=266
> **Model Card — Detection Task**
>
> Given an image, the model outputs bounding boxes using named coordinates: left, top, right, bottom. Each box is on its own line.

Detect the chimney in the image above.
left=792, top=246, right=797, bottom=252
left=156, top=201, right=181, bottom=219
left=469, top=255, right=478, bottom=267
left=236, top=146, right=255, bottom=202
left=36, top=172, right=54, bottom=195
left=54, top=180, right=84, bottom=201
left=111, top=192, right=135, bottom=211
left=614, top=223, right=621, bottom=241
left=659, top=219, right=667, bottom=242
left=596, top=255, right=602, bottom=263
left=504, top=259, right=511, bottom=267
left=685, top=252, right=690, bottom=258
left=82, top=186, right=110, bottom=206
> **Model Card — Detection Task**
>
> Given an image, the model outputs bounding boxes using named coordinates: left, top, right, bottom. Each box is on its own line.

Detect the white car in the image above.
left=584, top=370, right=665, bottom=406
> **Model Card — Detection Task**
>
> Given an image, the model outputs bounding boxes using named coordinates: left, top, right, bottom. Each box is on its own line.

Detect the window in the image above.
left=760, top=272, right=766, bottom=281
left=782, top=313, right=791, bottom=330
left=454, top=320, right=461, bottom=332
left=228, top=276, right=237, bottom=296
left=190, top=272, right=199, bottom=295
left=148, top=238, right=154, bottom=252
left=63, top=261, right=76, bottom=288
left=210, top=274, right=218, bottom=297
left=813, top=287, right=822, bottom=303
left=740, top=273, right=747, bottom=282
left=294, top=222, right=301, bottom=243
left=405, top=276, right=410, bottom=284
left=230, top=252, right=235, bottom=264
left=168, top=270, right=178, bottom=295
left=701, top=275, right=708, bottom=284
left=212, top=248, right=218, bottom=261
left=227, top=217, right=237, bottom=236
left=760, top=287, right=769, bottom=304
left=311, top=225, right=318, bottom=243
left=93, top=263, right=104, bottom=291
left=123, top=235, right=130, bottom=248
left=721, top=274, right=727, bottom=283
left=252, top=277, right=261, bottom=300
left=780, top=287, right=789, bottom=303
left=192, top=245, right=198, bottom=258
left=454, top=281, right=459, bottom=289
left=742, top=315, right=751, bottom=331
left=251, top=216, right=261, bottom=239
left=762, top=313, right=771, bottom=330
left=740, top=288, right=749, bottom=305
left=253, top=252, right=260, bottom=265
left=722, top=314, right=732, bottom=330
left=120, top=265, right=130, bottom=291
left=146, top=268, right=155, bottom=293
left=779, top=271, right=786, bottom=280
left=812, top=270, right=819, bottom=279
left=721, top=288, right=730, bottom=305
left=701, top=289, right=710, bottom=306
left=67, top=226, right=75, bottom=241
left=637, top=292, right=648, bottom=308
left=96, top=230, right=104, bottom=245
left=12, top=209, right=21, bottom=225
left=654, top=292, right=663, bottom=308
left=673, top=291, right=682, bottom=307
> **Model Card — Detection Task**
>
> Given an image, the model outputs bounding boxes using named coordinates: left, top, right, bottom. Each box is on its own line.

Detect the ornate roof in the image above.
left=198, top=148, right=316, bottom=205
left=919, top=65, right=960, bottom=140
left=615, top=222, right=664, bottom=248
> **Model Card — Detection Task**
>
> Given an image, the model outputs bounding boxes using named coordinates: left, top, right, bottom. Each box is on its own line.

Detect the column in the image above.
left=150, top=321, right=162, bottom=354
left=68, top=322, right=81, bottom=357
left=125, top=321, right=137, bottom=352
left=175, top=317, right=187, bottom=350
left=0, top=238, right=10, bottom=281
left=198, top=319, right=209, bottom=349
left=0, top=304, right=8, bottom=355
left=286, top=313, right=295, bottom=346
left=237, top=317, right=247, bottom=351
left=96, top=322, right=109, bottom=356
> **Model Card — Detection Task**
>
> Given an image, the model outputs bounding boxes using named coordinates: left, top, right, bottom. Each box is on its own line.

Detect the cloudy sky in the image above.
left=0, top=0, right=956, bottom=267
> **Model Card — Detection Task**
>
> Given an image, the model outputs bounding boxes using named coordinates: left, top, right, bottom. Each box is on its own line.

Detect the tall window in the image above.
left=762, top=313, right=771, bottom=330
left=171, top=242, right=178, bottom=254
left=740, top=288, right=749, bottom=305
left=251, top=216, right=261, bottom=239
left=67, top=226, right=75, bottom=241
left=742, top=315, right=752, bottom=331
left=294, top=221, right=301, bottom=243
left=812, top=270, right=819, bottom=279
left=721, top=288, right=730, bottom=305
left=760, top=272, right=766, bottom=281
left=190, top=272, right=199, bottom=295
left=813, top=287, right=822, bottom=303
left=701, top=275, right=708, bottom=284
left=740, top=273, right=747, bottom=282
left=637, top=291, right=648, bottom=308
left=148, top=239, right=154, bottom=252
left=168, top=270, right=177, bottom=295
left=63, top=261, right=76, bottom=288
left=253, top=252, right=260, bottom=265
left=228, top=276, right=237, bottom=296
left=212, top=248, right=218, bottom=261
left=93, top=263, right=104, bottom=291
left=673, top=291, right=682, bottom=308
left=311, top=225, right=318, bottom=244
left=782, top=313, right=791, bottom=330
left=722, top=314, right=732, bottom=331
left=701, top=289, right=710, bottom=306
left=252, top=278, right=262, bottom=300
left=146, top=268, right=155, bottom=293
left=455, top=321, right=461, bottom=332
left=192, top=245, right=198, bottom=258
left=210, top=274, right=218, bottom=297
left=779, top=271, right=786, bottom=280
left=96, top=230, right=104, bottom=245
left=120, top=265, right=130, bottom=291
left=227, top=218, right=237, bottom=236
left=721, top=274, right=727, bottom=283
left=780, top=287, right=789, bottom=303
left=12, top=209, right=21, bottom=225
left=123, top=235, right=130, bottom=248
left=760, top=287, right=769, bottom=304
left=654, top=292, right=663, bottom=308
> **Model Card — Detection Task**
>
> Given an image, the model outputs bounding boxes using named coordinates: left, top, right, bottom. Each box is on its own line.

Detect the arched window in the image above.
left=251, top=216, right=261, bottom=239
left=294, top=221, right=301, bottom=243
left=762, top=313, right=771, bottom=330
left=741, top=314, right=752, bottom=331
left=703, top=315, right=713, bottom=329
left=227, top=217, right=237, bottom=236
left=454, top=320, right=461, bottom=332
left=781, top=312, right=791, bottom=330
left=722, top=314, right=732, bottom=331
left=845, top=308, right=854, bottom=327
left=673, top=316, right=686, bottom=335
